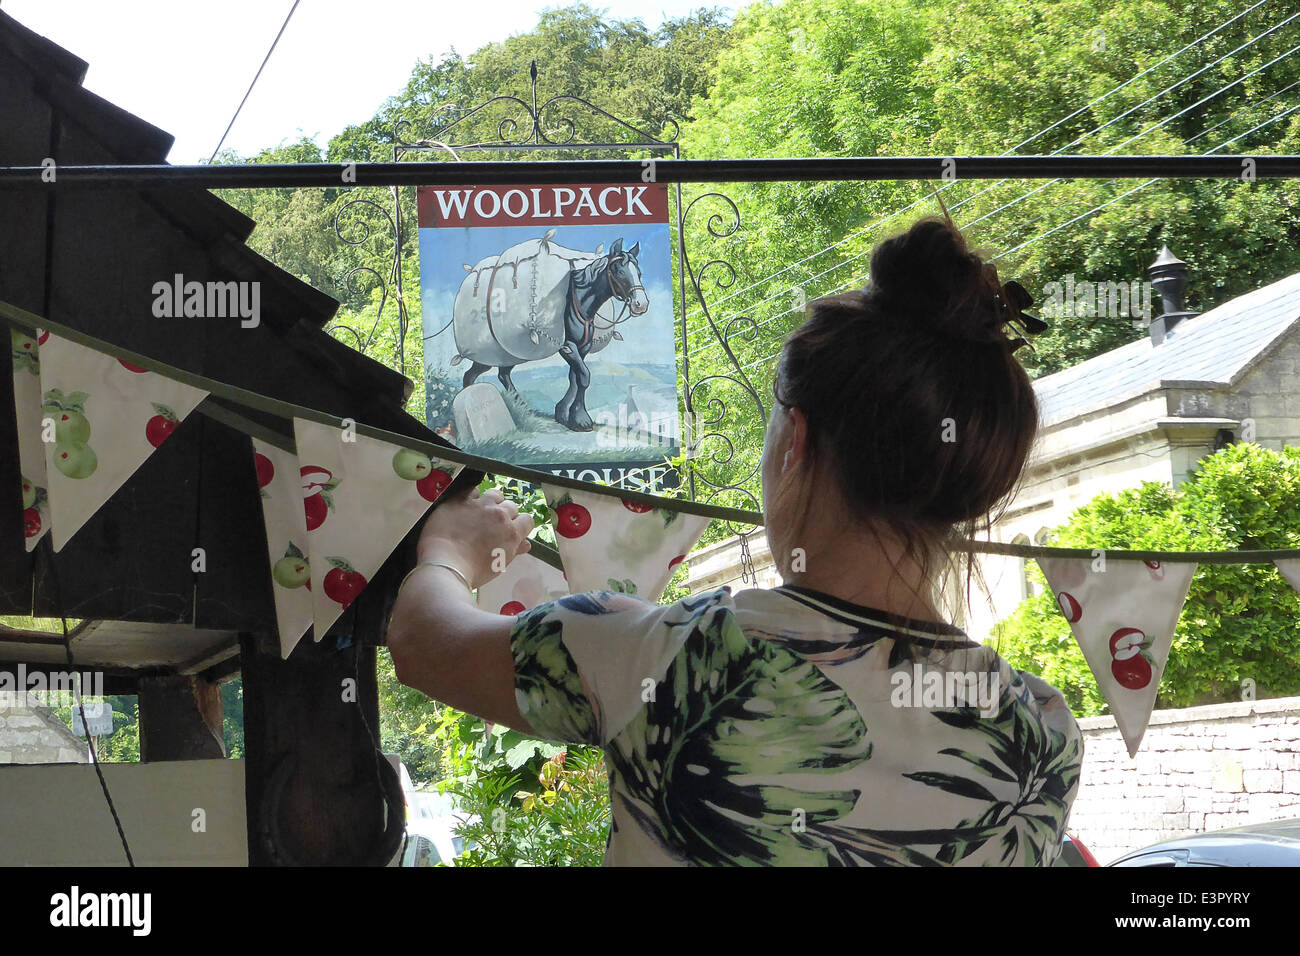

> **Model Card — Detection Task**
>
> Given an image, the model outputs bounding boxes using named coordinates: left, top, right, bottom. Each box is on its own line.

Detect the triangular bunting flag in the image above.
left=1274, top=558, right=1300, bottom=597
left=541, top=484, right=709, bottom=603
left=293, top=418, right=463, bottom=640
left=9, top=326, right=51, bottom=550
left=1038, top=556, right=1196, bottom=757
left=477, top=550, right=569, bottom=616
left=38, top=333, right=208, bottom=551
left=251, top=438, right=314, bottom=658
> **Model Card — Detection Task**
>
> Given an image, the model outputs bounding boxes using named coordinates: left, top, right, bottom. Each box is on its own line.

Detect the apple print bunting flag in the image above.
left=477, top=550, right=569, bottom=616
left=293, top=417, right=463, bottom=641
left=9, top=326, right=51, bottom=550
left=251, top=438, right=315, bottom=658
left=541, top=484, right=709, bottom=603
left=1038, top=556, right=1197, bottom=757
left=38, top=333, right=208, bottom=551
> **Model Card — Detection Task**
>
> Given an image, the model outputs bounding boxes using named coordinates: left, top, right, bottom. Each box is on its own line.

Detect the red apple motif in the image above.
left=304, top=494, right=328, bottom=532
left=500, top=601, right=526, bottom=615
left=254, top=453, right=274, bottom=489
left=621, top=498, right=653, bottom=513
left=146, top=415, right=177, bottom=447
left=301, top=465, right=335, bottom=531
left=1109, top=626, right=1153, bottom=690
left=23, top=508, right=40, bottom=538
left=555, top=502, right=591, bottom=538
left=145, top=403, right=179, bottom=448
left=323, top=559, right=367, bottom=608
left=37, top=330, right=49, bottom=345
left=669, top=554, right=687, bottom=571
left=119, top=359, right=148, bottom=373
left=301, top=465, right=334, bottom=496
left=416, top=468, right=452, bottom=503
left=1144, top=560, right=1164, bottom=581
left=1057, top=591, right=1082, bottom=623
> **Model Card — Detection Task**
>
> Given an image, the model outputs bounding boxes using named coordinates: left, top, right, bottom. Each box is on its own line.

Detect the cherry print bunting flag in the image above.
left=38, top=333, right=208, bottom=551
left=541, top=484, right=709, bottom=603
left=293, top=418, right=463, bottom=641
left=9, top=326, right=51, bottom=550
left=1037, top=556, right=1197, bottom=757
left=251, top=438, right=315, bottom=658
left=477, top=550, right=569, bottom=616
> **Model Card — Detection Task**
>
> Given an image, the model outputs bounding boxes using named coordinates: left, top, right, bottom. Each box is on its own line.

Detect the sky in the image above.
left=2, top=0, right=733, bottom=163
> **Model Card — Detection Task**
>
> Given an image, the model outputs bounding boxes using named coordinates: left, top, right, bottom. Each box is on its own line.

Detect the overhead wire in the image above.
left=683, top=4, right=1297, bottom=358
left=208, top=0, right=302, bottom=164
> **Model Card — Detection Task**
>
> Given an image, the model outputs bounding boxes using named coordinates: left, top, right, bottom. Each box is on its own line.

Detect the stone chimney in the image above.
left=1146, top=245, right=1199, bottom=345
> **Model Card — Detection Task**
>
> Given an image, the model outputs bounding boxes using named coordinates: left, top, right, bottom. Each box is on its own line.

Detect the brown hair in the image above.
left=770, top=216, right=1039, bottom=649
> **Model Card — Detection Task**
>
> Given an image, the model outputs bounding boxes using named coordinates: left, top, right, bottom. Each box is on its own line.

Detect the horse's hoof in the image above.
left=570, top=410, right=594, bottom=431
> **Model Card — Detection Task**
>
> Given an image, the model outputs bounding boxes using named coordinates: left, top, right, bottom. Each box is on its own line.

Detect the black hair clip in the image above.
left=998, top=280, right=1048, bottom=353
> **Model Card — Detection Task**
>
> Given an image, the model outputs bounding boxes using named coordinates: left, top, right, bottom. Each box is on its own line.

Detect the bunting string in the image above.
left=6, top=300, right=1300, bottom=756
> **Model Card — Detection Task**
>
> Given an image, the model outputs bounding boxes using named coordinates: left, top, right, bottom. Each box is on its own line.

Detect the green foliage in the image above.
left=430, top=707, right=610, bottom=866
left=995, top=443, right=1300, bottom=715
left=677, top=0, right=1300, bottom=505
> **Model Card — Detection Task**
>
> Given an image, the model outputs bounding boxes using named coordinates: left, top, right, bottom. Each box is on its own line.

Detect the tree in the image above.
left=993, top=442, right=1300, bottom=716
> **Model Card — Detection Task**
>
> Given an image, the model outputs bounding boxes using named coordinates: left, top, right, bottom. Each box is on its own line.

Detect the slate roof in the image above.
left=1034, top=271, right=1300, bottom=428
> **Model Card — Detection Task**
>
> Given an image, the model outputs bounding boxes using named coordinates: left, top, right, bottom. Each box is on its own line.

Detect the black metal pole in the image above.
left=1, top=155, right=1296, bottom=189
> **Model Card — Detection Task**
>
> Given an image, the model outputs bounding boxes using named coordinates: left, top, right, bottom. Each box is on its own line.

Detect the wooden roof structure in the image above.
left=0, top=10, right=465, bottom=864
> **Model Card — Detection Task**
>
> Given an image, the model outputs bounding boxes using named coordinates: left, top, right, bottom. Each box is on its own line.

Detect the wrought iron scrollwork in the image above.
left=330, top=195, right=405, bottom=374
left=679, top=191, right=767, bottom=512
left=333, top=60, right=770, bottom=513
left=393, top=60, right=679, bottom=152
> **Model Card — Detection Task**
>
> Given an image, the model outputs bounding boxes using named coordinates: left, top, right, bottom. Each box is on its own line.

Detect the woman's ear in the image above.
left=783, top=406, right=810, bottom=473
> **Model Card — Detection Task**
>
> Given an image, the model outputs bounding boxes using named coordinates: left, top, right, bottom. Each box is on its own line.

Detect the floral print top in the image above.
left=510, top=584, right=1085, bottom=866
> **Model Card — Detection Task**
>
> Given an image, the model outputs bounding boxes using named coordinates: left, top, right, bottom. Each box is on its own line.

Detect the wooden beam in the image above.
left=137, top=673, right=225, bottom=761
left=241, top=585, right=404, bottom=864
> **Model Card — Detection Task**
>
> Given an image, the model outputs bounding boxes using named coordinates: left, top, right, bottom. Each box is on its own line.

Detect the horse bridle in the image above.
left=570, top=252, right=644, bottom=347
left=605, top=253, right=645, bottom=304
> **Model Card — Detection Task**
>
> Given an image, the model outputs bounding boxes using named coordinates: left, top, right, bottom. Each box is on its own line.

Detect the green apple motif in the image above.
left=53, top=441, right=97, bottom=479
left=272, top=543, right=311, bottom=589
left=42, top=388, right=92, bottom=444
left=392, top=448, right=433, bottom=481
left=21, top=476, right=36, bottom=510
left=10, top=329, right=39, bottom=375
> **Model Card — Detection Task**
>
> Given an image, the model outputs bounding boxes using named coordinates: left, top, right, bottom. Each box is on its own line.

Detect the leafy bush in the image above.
left=994, top=442, right=1300, bottom=715
left=430, top=707, right=610, bottom=867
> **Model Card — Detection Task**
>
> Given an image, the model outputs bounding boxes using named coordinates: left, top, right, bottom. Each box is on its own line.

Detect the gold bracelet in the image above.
left=401, top=561, right=473, bottom=593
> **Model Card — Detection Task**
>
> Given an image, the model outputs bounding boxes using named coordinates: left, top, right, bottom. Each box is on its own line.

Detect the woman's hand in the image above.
left=415, top=485, right=534, bottom=589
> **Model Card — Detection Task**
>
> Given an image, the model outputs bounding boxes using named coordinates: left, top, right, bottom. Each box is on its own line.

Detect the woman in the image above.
left=388, top=215, right=1084, bottom=866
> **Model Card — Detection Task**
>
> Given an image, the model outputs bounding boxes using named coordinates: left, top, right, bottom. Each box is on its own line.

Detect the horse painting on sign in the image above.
left=417, top=190, right=680, bottom=489
left=450, top=232, right=649, bottom=432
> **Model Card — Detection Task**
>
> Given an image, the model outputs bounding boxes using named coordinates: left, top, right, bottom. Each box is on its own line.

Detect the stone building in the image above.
left=0, top=701, right=87, bottom=764
left=687, top=253, right=1300, bottom=644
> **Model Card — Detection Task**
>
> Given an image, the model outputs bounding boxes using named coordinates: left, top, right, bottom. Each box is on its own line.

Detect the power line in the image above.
left=686, top=13, right=1300, bottom=362
left=733, top=96, right=1300, bottom=379
left=958, top=38, right=1300, bottom=244
left=682, top=2, right=1293, bottom=350
left=208, top=0, right=302, bottom=164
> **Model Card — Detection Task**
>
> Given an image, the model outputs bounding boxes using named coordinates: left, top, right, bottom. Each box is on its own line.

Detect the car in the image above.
left=384, top=756, right=480, bottom=867
left=1108, top=817, right=1300, bottom=867
left=1054, top=832, right=1101, bottom=867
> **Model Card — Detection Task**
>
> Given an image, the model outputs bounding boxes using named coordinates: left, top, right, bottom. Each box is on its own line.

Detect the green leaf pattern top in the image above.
left=510, top=587, right=1083, bottom=866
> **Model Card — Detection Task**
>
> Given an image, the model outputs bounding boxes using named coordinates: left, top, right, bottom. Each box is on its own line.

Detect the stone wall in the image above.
left=1069, top=696, right=1300, bottom=864
left=0, top=702, right=87, bottom=764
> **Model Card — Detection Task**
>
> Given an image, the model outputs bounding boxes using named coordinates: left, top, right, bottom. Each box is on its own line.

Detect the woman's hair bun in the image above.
left=864, top=217, right=1003, bottom=344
